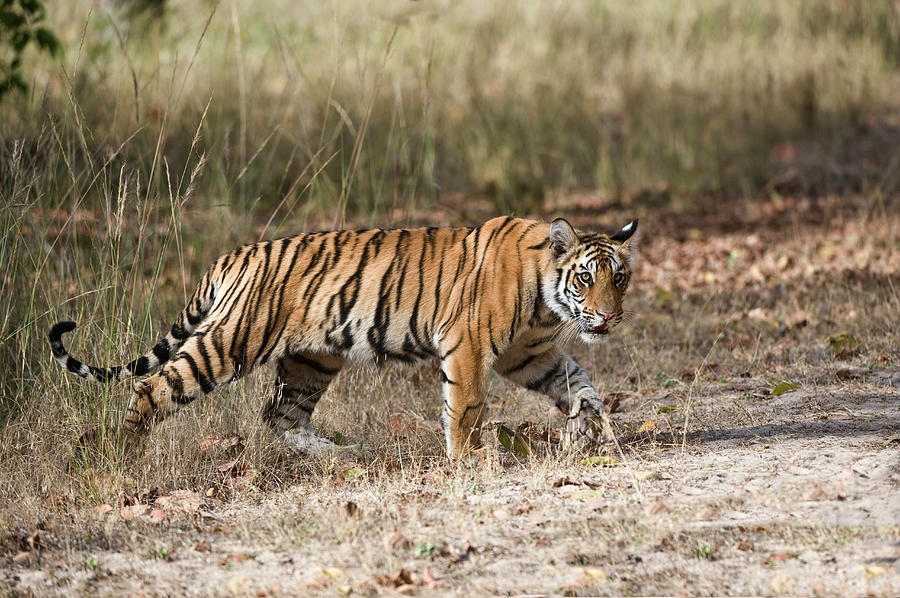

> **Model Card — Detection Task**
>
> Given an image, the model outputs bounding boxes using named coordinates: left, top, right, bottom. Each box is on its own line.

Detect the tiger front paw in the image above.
left=562, top=394, right=615, bottom=453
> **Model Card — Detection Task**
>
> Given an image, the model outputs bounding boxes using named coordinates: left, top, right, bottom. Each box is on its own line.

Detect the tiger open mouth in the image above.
left=585, top=323, right=609, bottom=335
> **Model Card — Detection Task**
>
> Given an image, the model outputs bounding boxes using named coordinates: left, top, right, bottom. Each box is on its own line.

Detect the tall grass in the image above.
left=5, top=1, right=900, bottom=212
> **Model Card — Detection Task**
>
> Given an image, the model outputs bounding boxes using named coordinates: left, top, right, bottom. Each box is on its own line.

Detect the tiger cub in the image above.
left=49, top=216, right=637, bottom=459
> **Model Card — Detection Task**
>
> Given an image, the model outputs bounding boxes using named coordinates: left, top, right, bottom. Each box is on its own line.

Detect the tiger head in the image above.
left=544, top=218, right=638, bottom=343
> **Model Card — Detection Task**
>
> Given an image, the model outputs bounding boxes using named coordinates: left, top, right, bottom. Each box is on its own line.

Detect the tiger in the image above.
left=49, top=215, right=638, bottom=459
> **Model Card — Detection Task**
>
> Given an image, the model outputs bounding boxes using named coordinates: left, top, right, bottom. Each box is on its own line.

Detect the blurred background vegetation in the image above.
left=4, top=0, right=900, bottom=221
left=1, top=0, right=900, bottom=419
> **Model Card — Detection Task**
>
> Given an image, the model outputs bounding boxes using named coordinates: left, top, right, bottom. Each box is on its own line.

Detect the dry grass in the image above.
left=2, top=1, right=900, bottom=595
left=2, top=195, right=899, bottom=596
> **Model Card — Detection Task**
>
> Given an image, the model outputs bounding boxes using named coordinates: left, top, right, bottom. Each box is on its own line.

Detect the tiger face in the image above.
left=545, top=218, right=638, bottom=343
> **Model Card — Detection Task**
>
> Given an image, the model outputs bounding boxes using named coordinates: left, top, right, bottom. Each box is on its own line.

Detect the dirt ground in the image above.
left=2, top=195, right=899, bottom=597
left=4, top=382, right=899, bottom=597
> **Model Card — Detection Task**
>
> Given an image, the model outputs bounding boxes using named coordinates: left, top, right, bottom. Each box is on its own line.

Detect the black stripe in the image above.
left=526, top=361, right=565, bottom=393
left=153, top=339, right=170, bottom=362
left=133, top=356, right=150, bottom=376
left=288, top=353, right=341, bottom=377
left=182, top=353, right=215, bottom=394
left=251, top=238, right=293, bottom=366
left=503, top=353, right=537, bottom=376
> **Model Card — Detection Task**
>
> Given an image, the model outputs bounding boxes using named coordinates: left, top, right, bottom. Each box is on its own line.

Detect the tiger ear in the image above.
left=611, top=219, right=638, bottom=244
left=550, top=218, right=578, bottom=261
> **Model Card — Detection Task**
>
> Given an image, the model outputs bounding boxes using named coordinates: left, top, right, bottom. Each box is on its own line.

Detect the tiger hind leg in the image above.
left=263, top=352, right=345, bottom=457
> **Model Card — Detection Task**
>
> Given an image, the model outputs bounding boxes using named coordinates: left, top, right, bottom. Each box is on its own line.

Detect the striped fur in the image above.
left=48, top=216, right=637, bottom=459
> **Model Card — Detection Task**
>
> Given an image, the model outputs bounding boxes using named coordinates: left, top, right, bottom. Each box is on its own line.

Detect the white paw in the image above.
left=281, top=426, right=341, bottom=457
left=562, top=393, right=615, bottom=453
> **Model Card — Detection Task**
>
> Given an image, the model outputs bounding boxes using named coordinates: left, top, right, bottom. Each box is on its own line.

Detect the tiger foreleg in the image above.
left=497, top=345, right=614, bottom=453
left=439, top=346, right=487, bottom=460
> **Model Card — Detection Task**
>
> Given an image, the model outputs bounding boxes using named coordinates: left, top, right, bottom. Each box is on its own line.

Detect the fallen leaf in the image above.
left=383, top=529, right=411, bottom=553
left=201, top=435, right=243, bottom=453
left=95, top=503, right=114, bottom=515
left=387, top=416, right=409, bottom=436
left=227, top=575, right=249, bottom=596
left=747, top=307, right=771, bottom=322
left=318, top=567, right=344, bottom=580
left=120, top=504, right=149, bottom=520
left=579, top=567, right=607, bottom=582
left=771, top=381, right=800, bottom=396
left=199, top=436, right=218, bottom=452
left=657, top=404, right=678, bottom=414
left=567, top=490, right=604, bottom=501
left=222, top=553, right=249, bottom=566
left=337, top=585, right=352, bottom=595
left=736, top=540, right=754, bottom=551
left=217, top=460, right=239, bottom=473
left=647, top=499, right=670, bottom=515
left=860, top=565, right=888, bottom=576
left=527, top=510, right=551, bottom=525
left=421, top=566, right=439, bottom=589
left=148, top=509, right=167, bottom=523
left=835, top=368, right=864, bottom=381
left=497, top=425, right=532, bottom=457
left=339, top=467, right=367, bottom=482
left=698, top=507, right=718, bottom=520
left=637, top=419, right=658, bottom=433
left=770, top=574, right=793, bottom=594
left=193, top=539, right=211, bottom=553
left=763, top=552, right=793, bottom=565
left=12, top=551, right=31, bottom=564
left=376, top=568, right=415, bottom=588
left=155, top=490, right=203, bottom=514
left=805, top=485, right=826, bottom=500
left=552, top=476, right=579, bottom=488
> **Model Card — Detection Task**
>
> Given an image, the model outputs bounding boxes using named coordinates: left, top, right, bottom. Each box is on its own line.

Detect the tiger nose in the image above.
left=598, top=311, right=619, bottom=320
